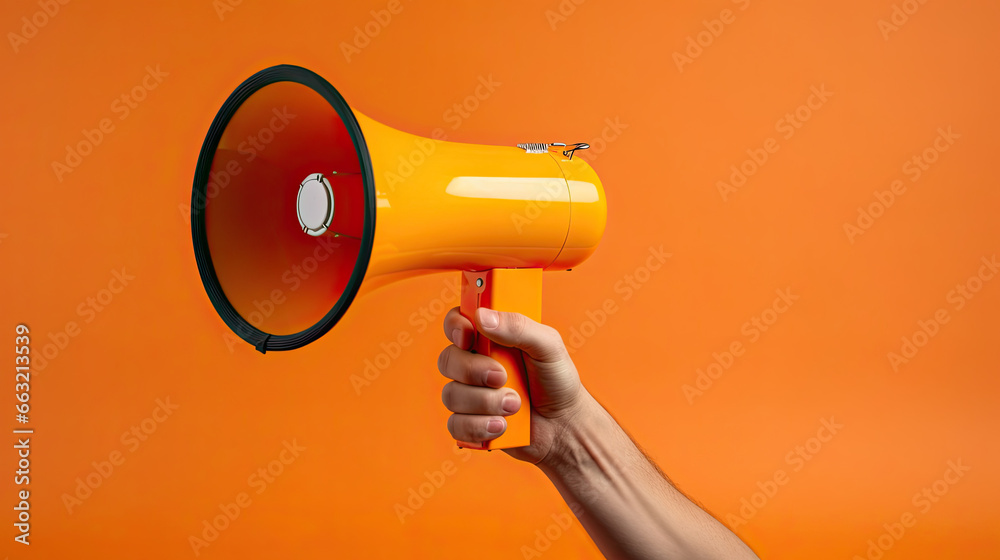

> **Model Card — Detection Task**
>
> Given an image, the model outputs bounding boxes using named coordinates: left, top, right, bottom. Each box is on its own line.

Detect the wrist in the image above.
left=535, top=388, right=608, bottom=475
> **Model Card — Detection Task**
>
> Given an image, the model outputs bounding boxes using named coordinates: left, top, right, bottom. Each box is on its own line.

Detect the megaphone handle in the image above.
left=458, top=268, right=543, bottom=450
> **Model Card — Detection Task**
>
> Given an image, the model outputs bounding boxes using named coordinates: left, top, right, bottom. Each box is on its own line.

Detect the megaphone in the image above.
left=190, top=65, right=606, bottom=450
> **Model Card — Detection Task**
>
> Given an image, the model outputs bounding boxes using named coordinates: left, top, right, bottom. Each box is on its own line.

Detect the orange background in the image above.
left=2, top=0, right=998, bottom=558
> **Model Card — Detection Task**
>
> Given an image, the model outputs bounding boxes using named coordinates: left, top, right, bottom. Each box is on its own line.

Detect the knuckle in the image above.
left=542, top=326, right=568, bottom=358
left=461, top=353, right=478, bottom=384
left=479, top=389, right=497, bottom=413
left=455, top=416, right=474, bottom=441
left=507, top=312, right=528, bottom=342
left=539, top=324, right=556, bottom=343
left=542, top=324, right=560, bottom=340
left=450, top=415, right=490, bottom=442
left=472, top=390, right=489, bottom=414
left=548, top=327, right=566, bottom=349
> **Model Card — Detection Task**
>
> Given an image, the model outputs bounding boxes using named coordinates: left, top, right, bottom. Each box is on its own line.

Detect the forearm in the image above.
left=538, top=392, right=759, bottom=560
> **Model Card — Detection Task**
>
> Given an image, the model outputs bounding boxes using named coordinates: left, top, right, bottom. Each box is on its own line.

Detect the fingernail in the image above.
left=486, top=370, right=505, bottom=388
left=451, top=328, right=463, bottom=348
left=487, top=419, right=505, bottom=434
left=480, top=309, right=499, bottom=329
left=502, top=393, right=520, bottom=414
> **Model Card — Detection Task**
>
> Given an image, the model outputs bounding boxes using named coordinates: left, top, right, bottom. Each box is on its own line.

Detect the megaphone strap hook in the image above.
left=560, top=142, right=590, bottom=160
left=516, top=142, right=590, bottom=160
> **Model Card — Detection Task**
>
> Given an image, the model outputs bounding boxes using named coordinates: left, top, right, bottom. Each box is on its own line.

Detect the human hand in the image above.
left=437, top=307, right=591, bottom=465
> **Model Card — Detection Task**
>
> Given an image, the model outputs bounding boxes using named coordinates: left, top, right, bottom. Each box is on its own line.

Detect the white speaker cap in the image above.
left=297, top=173, right=334, bottom=236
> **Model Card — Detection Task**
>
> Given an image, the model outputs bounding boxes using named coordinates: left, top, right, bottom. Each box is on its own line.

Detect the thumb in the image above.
left=473, top=308, right=567, bottom=363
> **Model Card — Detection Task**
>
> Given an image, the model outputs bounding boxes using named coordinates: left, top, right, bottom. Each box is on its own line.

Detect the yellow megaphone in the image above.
left=190, top=65, right=606, bottom=450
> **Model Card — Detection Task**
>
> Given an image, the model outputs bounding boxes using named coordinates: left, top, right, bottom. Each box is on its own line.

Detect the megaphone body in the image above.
left=191, top=65, right=606, bottom=450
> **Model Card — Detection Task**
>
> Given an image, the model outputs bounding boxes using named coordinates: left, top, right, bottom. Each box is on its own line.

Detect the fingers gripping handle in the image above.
left=458, top=269, right=543, bottom=450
